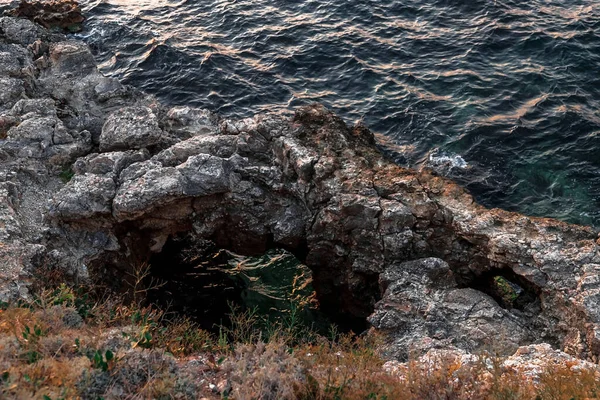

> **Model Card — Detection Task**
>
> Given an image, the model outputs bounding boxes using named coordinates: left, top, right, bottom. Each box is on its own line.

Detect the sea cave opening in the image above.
left=143, top=233, right=368, bottom=336
left=468, top=266, right=541, bottom=313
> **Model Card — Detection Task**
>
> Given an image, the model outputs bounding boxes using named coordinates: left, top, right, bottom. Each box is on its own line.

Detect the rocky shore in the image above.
left=1, top=13, right=600, bottom=371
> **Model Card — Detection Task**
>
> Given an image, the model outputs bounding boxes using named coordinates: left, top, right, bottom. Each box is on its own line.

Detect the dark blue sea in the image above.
left=77, top=0, right=600, bottom=227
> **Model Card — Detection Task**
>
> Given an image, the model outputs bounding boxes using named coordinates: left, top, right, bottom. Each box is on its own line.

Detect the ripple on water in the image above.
left=78, top=0, right=600, bottom=227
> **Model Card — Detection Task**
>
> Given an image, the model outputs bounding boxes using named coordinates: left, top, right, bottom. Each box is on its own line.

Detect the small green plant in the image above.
left=22, top=324, right=45, bottom=342
left=91, top=350, right=114, bottom=372
left=19, top=324, right=46, bottom=363
left=74, top=338, right=82, bottom=354
left=366, top=394, right=388, bottom=400
left=22, top=350, right=42, bottom=364
left=218, top=324, right=229, bottom=350
left=124, top=325, right=154, bottom=349
left=135, top=329, right=153, bottom=349
left=21, top=325, right=45, bottom=364
left=59, top=165, right=74, bottom=183
left=493, top=276, right=520, bottom=306
left=49, top=283, right=75, bottom=306
left=123, top=309, right=160, bottom=348
left=43, top=395, right=65, bottom=400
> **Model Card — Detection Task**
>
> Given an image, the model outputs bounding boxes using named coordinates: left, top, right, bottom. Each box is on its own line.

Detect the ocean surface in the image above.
left=77, top=0, right=600, bottom=227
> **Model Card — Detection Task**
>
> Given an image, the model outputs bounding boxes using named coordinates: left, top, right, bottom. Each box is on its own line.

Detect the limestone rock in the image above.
left=369, top=258, right=530, bottom=360
left=9, top=98, right=57, bottom=119
left=0, top=77, right=24, bottom=111
left=503, top=344, right=599, bottom=378
left=99, top=107, right=163, bottom=152
left=50, top=174, right=116, bottom=220
left=165, top=106, right=220, bottom=138
left=52, top=101, right=600, bottom=361
left=8, top=0, right=85, bottom=33
left=0, top=15, right=51, bottom=46
left=72, top=149, right=150, bottom=176
left=48, top=41, right=96, bottom=76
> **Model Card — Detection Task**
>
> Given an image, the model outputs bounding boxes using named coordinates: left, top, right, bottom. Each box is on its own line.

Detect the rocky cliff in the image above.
left=1, top=15, right=600, bottom=363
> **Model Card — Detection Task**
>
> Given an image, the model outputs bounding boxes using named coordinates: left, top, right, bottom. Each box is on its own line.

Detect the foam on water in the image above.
left=428, top=150, right=469, bottom=170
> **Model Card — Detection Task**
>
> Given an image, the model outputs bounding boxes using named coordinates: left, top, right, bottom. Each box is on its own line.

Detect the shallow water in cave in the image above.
left=146, top=235, right=357, bottom=334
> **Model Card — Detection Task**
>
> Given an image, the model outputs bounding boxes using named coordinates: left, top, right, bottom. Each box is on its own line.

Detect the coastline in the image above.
left=0, top=11, right=600, bottom=398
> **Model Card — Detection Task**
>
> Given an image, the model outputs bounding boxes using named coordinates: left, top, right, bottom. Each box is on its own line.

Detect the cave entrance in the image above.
left=468, top=267, right=541, bottom=313
left=145, top=233, right=351, bottom=335
left=146, top=235, right=242, bottom=331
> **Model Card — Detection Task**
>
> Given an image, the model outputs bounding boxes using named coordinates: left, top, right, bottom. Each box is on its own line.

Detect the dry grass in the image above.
left=224, top=340, right=305, bottom=400
left=0, top=279, right=599, bottom=399
left=0, top=283, right=220, bottom=399
left=536, top=363, right=600, bottom=400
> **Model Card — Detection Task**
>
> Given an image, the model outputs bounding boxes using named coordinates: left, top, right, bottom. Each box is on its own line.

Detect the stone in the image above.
left=9, top=98, right=57, bottom=119
left=8, top=0, right=85, bottom=33
left=49, top=41, right=96, bottom=77
left=0, top=77, right=24, bottom=110
left=0, top=44, right=30, bottom=76
left=94, top=76, right=127, bottom=102
left=0, top=16, right=50, bottom=46
left=99, top=107, right=163, bottom=152
left=369, top=258, right=530, bottom=360
left=8, top=116, right=68, bottom=143
left=0, top=116, right=17, bottom=138
left=49, top=174, right=116, bottom=220
left=72, top=149, right=150, bottom=176
left=165, top=106, right=219, bottom=137
left=52, top=100, right=600, bottom=362
left=3, top=115, right=90, bottom=162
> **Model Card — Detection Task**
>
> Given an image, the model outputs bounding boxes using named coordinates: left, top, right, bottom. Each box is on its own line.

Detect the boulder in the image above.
left=99, top=107, right=164, bottom=152
left=8, top=0, right=85, bottom=33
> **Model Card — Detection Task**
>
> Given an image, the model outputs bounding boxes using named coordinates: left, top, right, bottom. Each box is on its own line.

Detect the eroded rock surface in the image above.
left=1, top=16, right=600, bottom=364
left=7, top=0, right=85, bottom=33
left=0, top=16, right=156, bottom=299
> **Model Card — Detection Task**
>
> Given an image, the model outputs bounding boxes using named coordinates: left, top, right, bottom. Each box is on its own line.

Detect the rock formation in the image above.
left=7, top=0, right=84, bottom=33
left=1, top=15, right=600, bottom=364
